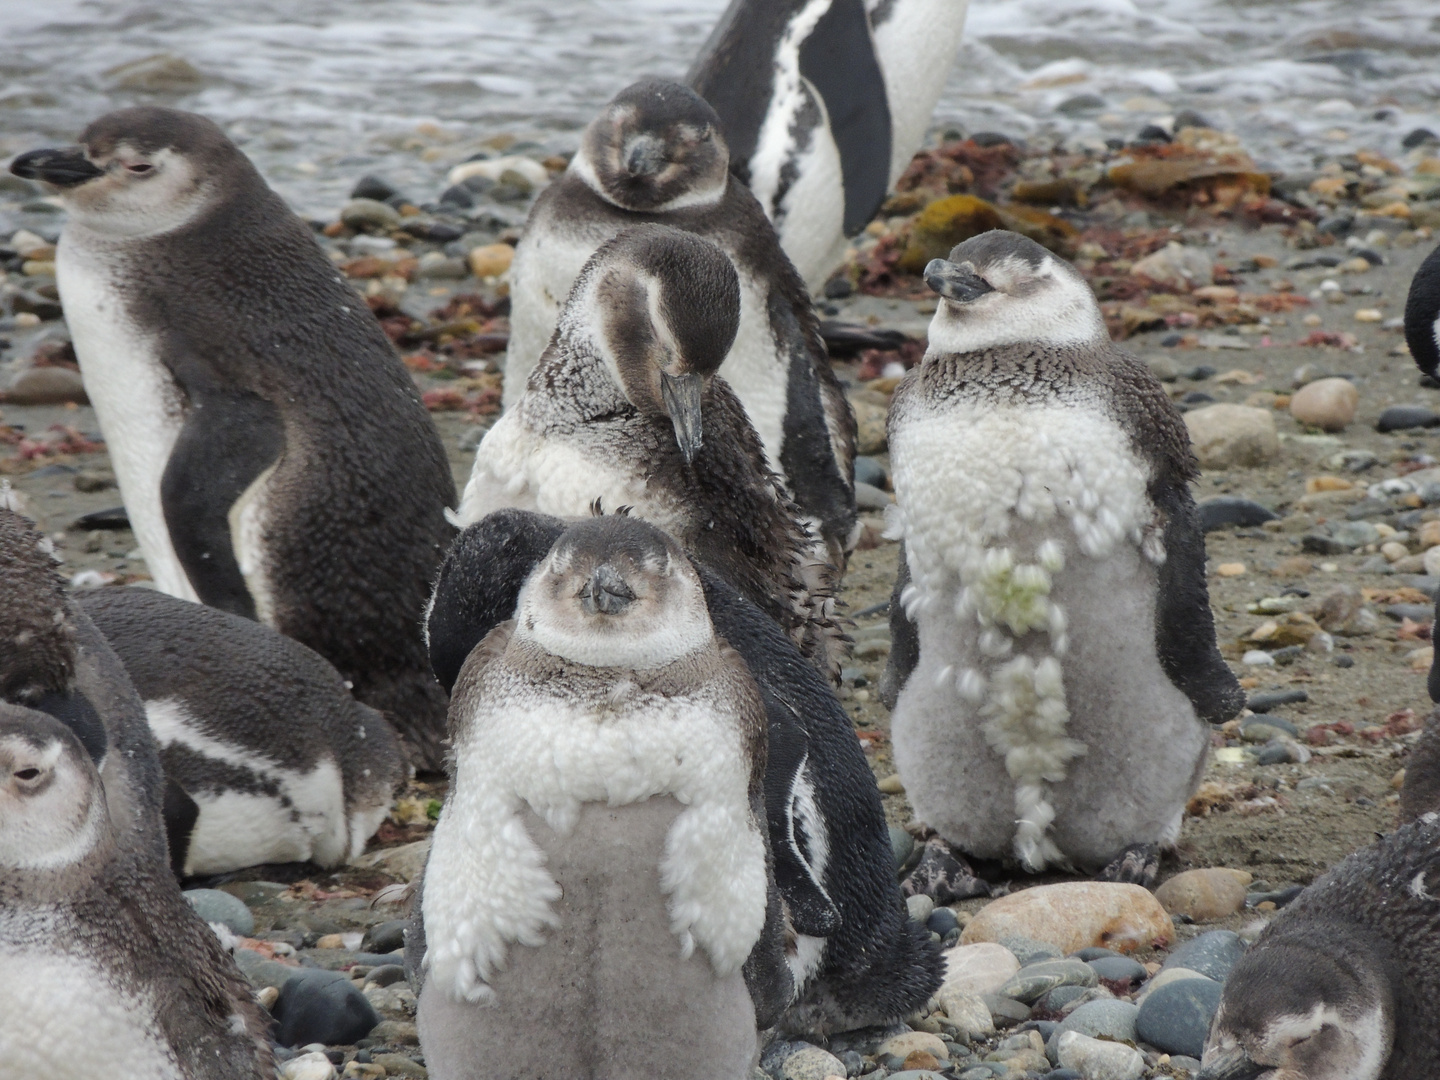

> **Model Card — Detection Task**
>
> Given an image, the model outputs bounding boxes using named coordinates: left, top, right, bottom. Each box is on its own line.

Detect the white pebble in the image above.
left=1056, top=1030, right=1145, bottom=1080
left=1242, top=650, right=1275, bottom=666
left=280, top=1052, right=337, bottom=1080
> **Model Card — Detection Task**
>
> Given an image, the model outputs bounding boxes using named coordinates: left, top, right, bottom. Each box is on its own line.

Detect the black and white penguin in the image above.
left=882, top=230, right=1244, bottom=883
left=424, top=508, right=944, bottom=1035
left=0, top=508, right=273, bottom=1079
left=463, top=223, right=845, bottom=679
left=689, top=0, right=971, bottom=289
left=503, top=79, right=857, bottom=566
left=415, top=515, right=791, bottom=1078
left=1199, top=813, right=1440, bottom=1080
left=79, top=586, right=407, bottom=877
left=10, top=107, right=456, bottom=770
left=1404, top=242, right=1440, bottom=378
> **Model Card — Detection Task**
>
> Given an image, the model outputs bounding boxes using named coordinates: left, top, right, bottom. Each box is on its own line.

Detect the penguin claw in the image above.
left=900, top=837, right=991, bottom=903
left=1097, top=843, right=1160, bottom=888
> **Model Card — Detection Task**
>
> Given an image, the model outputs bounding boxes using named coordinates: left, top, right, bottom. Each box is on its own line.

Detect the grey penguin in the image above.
left=414, top=514, right=792, bottom=1079
left=503, top=79, right=857, bottom=566
left=460, top=223, right=846, bottom=680
left=881, top=230, right=1244, bottom=884
left=78, top=585, right=407, bottom=877
left=422, top=508, right=944, bottom=1035
left=0, top=507, right=273, bottom=1080
left=9, top=106, right=456, bottom=770
left=689, top=0, right=971, bottom=290
left=1199, top=813, right=1440, bottom=1080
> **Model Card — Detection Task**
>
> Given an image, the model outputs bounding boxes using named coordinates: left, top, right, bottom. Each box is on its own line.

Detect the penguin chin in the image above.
left=61, top=147, right=212, bottom=239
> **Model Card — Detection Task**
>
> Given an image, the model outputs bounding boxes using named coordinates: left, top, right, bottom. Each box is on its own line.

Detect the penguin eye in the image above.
left=125, top=162, right=154, bottom=175
left=13, top=768, right=40, bottom=781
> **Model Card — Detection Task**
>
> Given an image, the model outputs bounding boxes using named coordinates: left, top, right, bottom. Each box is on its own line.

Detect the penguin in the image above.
left=79, top=585, right=407, bottom=877
left=461, top=223, right=846, bottom=680
left=1400, top=708, right=1440, bottom=825
left=502, top=79, right=857, bottom=567
left=689, top=0, right=971, bottom=290
left=0, top=508, right=273, bottom=1080
left=1404, top=241, right=1440, bottom=379
left=423, top=508, right=945, bottom=1036
left=9, top=106, right=456, bottom=771
left=414, top=514, right=792, bottom=1079
left=881, top=230, right=1244, bottom=884
left=1199, top=813, right=1440, bottom=1080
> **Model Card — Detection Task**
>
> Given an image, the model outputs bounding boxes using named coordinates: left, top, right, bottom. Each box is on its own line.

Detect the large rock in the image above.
left=1290, top=377, right=1358, bottom=432
left=938, top=942, right=1021, bottom=997
left=1056, top=1030, right=1145, bottom=1080
left=1184, top=404, right=1280, bottom=469
left=1154, top=868, right=1252, bottom=921
left=999, top=958, right=1097, bottom=1003
left=1056, top=999, right=1139, bottom=1044
left=959, top=883, right=1172, bottom=955
left=1135, top=977, right=1224, bottom=1058
left=183, top=888, right=254, bottom=936
left=780, top=1045, right=847, bottom=1080
left=1160, top=930, right=1246, bottom=981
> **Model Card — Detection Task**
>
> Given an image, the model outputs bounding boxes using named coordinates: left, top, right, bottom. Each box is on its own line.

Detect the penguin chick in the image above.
left=883, top=230, right=1243, bottom=880
left=1199, top=814, right=1440, bottom=1080
left=79, top=586, right=406, bottom=877
left=416, top=515, right=790, bottom=1079
left=459, top=223, right=845, bottom=680
left=10, top=107, right=456, bottom=770
left=505, top=79, right=857, bottom=566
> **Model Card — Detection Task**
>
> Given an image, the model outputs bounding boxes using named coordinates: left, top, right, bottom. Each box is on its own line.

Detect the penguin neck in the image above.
left=524, top=340, right=647, bottom=426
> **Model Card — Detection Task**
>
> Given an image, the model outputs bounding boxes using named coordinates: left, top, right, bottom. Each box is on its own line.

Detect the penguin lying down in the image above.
left=79, top=586, right=407, bottom=878
left=414, top=509, right=943, bottom=1042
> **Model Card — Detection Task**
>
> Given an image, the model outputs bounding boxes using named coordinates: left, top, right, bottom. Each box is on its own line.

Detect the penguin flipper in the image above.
left=160, top=390, right=284, bottom=619
left=878, top=542, right=918, bottom=709
left=743, top=790, right=798, bottom=1029
left=763, top=702, right=843, bottom=938
left=162, top=775, right=200, bottom=880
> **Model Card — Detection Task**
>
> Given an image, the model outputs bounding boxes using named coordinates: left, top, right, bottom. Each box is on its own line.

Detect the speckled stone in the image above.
left=961, top=883, right=1172, bottom=955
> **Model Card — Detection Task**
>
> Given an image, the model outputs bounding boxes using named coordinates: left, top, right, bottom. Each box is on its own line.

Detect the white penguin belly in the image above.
left=0, top=947, right=181, bottom=1080
left=58, top=242, right=196, bottom=603
left=145, top=698, right=348, bottom=874
left=719, top=277, right=793, bottom=479
left=503, top=227, right=602, bottom=404
left=889, top=402, right=1175, bottom=870
left=870, top=0, right=971, bottom=187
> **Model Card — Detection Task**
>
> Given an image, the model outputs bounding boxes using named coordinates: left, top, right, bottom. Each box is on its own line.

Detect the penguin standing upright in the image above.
left=424, top=508, right=944, bottom=1036
left=0, top=507, right=272, bottom=1080
left=503, top=79, right=856, bottom=565
left=882, top=231, right=1243, bottom=884
left=415, top=515, right=791, bottom=1079
left=689, top=0, right=970, bottom=289
left=462, top=224, right=845, bottom=679
left=10, top=107, right=456, bottom=770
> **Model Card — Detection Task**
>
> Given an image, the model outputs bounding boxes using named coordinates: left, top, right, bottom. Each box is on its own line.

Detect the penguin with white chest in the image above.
left=882, top=231, right=1243, bottom=883
left=415, top=515, right=792, bottom=1079
left=422, top=508, right=945, bottom=1036
left=0, top=508, right=273, bottom=1080
left=78, top=586, right=406, bottom=877
left=10, top=107, right=456, bottom=770
left=462, top=223, right=845, bottom=679
left=504, top=79, right=857, bottom=566
left=689, top=0, right=971, bottom=290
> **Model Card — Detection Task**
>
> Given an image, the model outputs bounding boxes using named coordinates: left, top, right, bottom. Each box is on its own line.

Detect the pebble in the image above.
left=937, top=988, right=994, bottom=1041
left=1055, top=999, right=1139, bottom=1046
left=889, top=826, right=916, bottom=871
left=960, top=883, right=1172, bottom=955
left=1241, top=649, right=1275, bottom=666
left=850, top=396, right=888, bottom=455
left=1247, top=689, right=1308, bottom=712
left=272, top=969, right=381, bottom=1047
left=184, top=888, right=255, bottom=936
left=997, top=936, right=1064, bottom=966
left=1182, top=405, right=1280, bottom=469
left=1377, top=405, right=1440, bottom=432
left=1134, top=976, right=1224, bottom=1059
left=878, top=1032, right=949, bottom=1062
left=1289, top=377, right=1358, bottom=431
left=1240, top=715, right=1298, bottom=740
left=1136, top=967, right=1211, bottom=1003
left=927, top=907, right=960, bottom=936
left=1161, top=930, right=1246, bottom=981
left=1055, top=1032, right=1144, bottom=1080
left=280, top=1052, right=339, bottom=1080
left=1084, top=955, right=1147, bottom=987
left=1257, top=738, right=1310, bottom=765
left=1197, top=496, right=1277, bottom=532
left=907, top=894, right=936, bottom=923
left=350, top=838, right=430, bottom=882
left=940, top=943, right=1022, bottom=997
left=1153, top=868, right=1252, bottom=921
left=340, top=198, right=401, bottom=231
left=1, top=365, right=88, bottom=406
left=999, top=959, right=1098, bottom=1004
left=854, top=455, right=887, bottom=488
left=467, top=242, right=514, bottom=278
left=781, top=1046, right=848, bottom=1080
left=1216, top=562, right=1246, bottom=576
left=1130, top=242, right=1213, bottom=290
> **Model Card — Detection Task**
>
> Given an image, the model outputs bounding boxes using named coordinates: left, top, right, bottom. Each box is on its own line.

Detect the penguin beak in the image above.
left=1196, top=1049, right=1269, bottom=1080
left=579, top=564, right=636, bottom=616
left=9, top=147, right=106, bottom=188
left=924, top=259, right=995, bottom=304
left=624, top=135, right=666, bottom=178
left=661, top=370, right=704, bottom=465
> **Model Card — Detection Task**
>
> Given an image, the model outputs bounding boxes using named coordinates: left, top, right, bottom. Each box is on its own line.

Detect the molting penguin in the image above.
left=1199, top=813, right=1440, bottom=1080
left=689, top=0, right=970, bottom=289
left=882, top=230, right=1243, bottom=884
left=462, top=223, right=845, bottom=679
left=423, top=508, right=944, bottom=1036
left=10, top=107, right=456, bottom=770
left=414, top=515, right=791, bottom=1079
left=79, top=585, right=406, bottom=877
left=503, top=79, right=857, bottom=566
left=0, top=509, right=273, bottom=1080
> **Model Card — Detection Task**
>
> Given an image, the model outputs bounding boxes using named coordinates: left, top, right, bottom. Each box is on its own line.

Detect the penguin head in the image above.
left=922, top=230, right=1108, bottom=356
left=1199, top=937, right=1393, bottom=1080
left=573, top=79, right=729, bottom=212
left=514, top=513, right=713, bottom=671
left=0, top=707, right=108, bottom=873
left=565, top=224, right=740, bottom=464
left=10, top=106, right=243, bottom=238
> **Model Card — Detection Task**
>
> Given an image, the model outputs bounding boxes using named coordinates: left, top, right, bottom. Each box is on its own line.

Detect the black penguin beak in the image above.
left=624, top=135, right=666, bottom=178
left=580, top=565, right=636, bottom=616
left=661, top=370, right=704, bottom=465
left=1196, top=1049, right=1269, bottom=1080
left=924, top=259, right=995, bottom=304
left=10, top=147, right=105, bottom=188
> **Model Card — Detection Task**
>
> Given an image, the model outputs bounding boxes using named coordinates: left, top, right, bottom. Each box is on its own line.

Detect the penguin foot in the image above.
left=1096, top=843, right=1159, bottom=888
left=901, top=837, right=991, bottom=902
